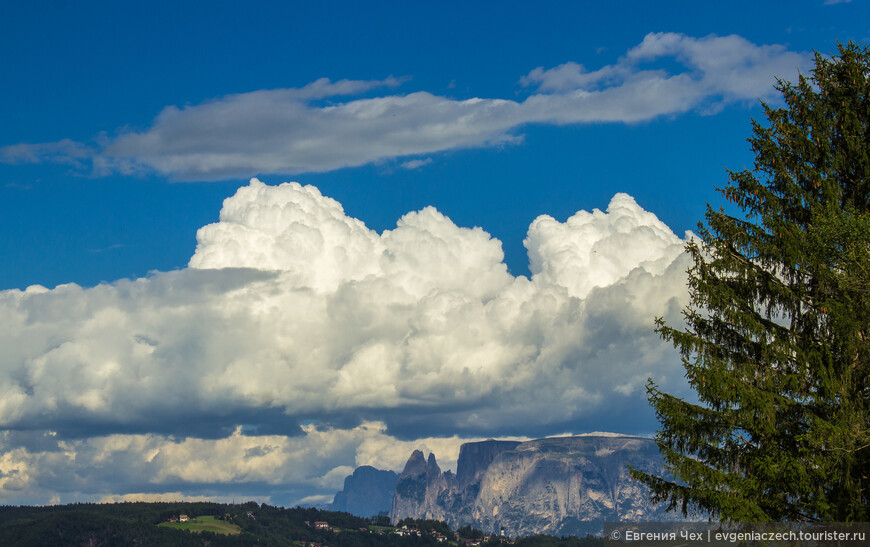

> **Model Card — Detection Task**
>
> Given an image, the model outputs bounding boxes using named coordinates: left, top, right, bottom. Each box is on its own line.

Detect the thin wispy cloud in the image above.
left=400, top=158, right=433, bottom=170
left=0, top=138, right=93, bottom=167
left=0, top=33, right=809, bottom=181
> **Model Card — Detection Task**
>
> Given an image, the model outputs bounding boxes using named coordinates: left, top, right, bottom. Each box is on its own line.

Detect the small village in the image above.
left=160, top=508, right=521, bottom=546
left=1, top=500, right=600, bottom=545
left=303, top=520, right=516, bottom=546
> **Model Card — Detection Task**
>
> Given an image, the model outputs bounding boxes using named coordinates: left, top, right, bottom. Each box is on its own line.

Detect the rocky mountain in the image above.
left=326, top=465, right=398, bottom=518
left=390, top=435, right=679, bottom=537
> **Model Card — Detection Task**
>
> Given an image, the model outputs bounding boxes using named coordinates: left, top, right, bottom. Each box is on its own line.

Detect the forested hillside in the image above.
left=0, top=502, right=604, bottom=546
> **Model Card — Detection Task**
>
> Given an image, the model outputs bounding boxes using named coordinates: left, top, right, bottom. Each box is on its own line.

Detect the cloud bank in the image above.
left=0, top=179, right=692, bottom=505
left=0, top=33, right=809, bottom=180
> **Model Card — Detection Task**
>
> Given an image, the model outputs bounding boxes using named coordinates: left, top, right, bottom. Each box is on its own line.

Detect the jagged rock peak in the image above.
left=427, top=452, right=441, bottom=476
left=402, top=450, right=428, bottom=474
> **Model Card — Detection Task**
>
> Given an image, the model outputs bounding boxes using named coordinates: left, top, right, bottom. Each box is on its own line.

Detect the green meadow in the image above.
left=158, top=515, right=241, bottom=535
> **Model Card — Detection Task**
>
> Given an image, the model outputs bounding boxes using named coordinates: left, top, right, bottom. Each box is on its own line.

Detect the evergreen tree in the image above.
left=632, top=43, right=870, bottom=522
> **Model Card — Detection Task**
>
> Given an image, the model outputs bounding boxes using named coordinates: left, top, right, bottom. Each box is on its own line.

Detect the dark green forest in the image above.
left=0, top=502, right=604, bottom=547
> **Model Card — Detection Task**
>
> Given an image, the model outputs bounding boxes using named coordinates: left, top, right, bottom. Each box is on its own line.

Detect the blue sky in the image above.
left=0, top=0, right=866, bottom=508
left=3, top=0, right=865, bottom=290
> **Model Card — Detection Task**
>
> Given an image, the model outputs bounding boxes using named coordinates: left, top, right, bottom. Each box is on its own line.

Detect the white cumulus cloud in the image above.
left=0, top=179, right=692, bottom=504
left=0, top=421, right=475, bottom=506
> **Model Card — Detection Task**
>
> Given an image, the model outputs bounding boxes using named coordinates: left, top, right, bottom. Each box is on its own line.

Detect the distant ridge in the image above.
left=389, top=435, right=680, bottom=536
left=325, top=465, right=398, bottom=517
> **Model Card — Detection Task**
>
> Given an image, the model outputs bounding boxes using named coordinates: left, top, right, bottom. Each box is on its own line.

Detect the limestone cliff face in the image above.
left=456, top=440, right=521, bottom=488
left=327, top=465, right=398, bottom=517
left=390, top=436, right=677, bottom=537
